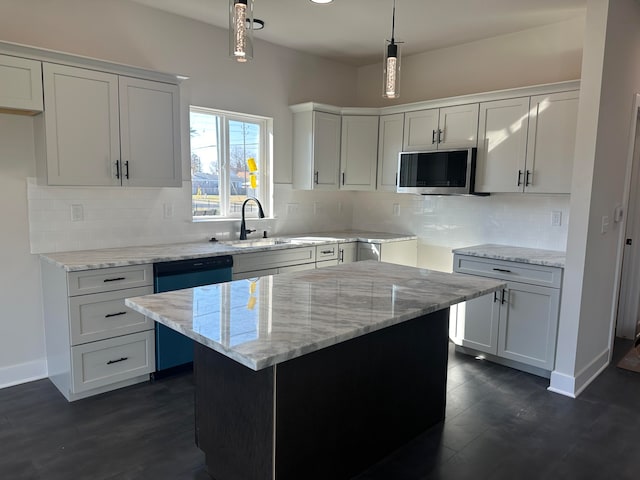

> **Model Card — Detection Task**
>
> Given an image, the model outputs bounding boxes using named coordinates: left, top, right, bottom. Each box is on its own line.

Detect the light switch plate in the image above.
left=551, top=211, right=562, bottom=227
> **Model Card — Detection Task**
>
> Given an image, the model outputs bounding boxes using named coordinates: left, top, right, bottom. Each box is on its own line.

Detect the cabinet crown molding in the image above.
left=290, top=80, right=581, bottom=116
left=0, top=40, right=185, bottom=85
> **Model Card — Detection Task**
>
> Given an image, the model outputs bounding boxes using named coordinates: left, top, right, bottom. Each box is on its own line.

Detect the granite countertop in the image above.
left=125, top=261, right=504, bottom=371
left=40, top=231, right=417, bottom=272
left=452, top=244, right=566, bottom=268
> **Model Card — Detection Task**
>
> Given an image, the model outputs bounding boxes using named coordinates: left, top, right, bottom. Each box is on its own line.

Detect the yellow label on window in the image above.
left=249, top=281, right=256, bottom=295
left=247, top=296, right=256, bottom=310
left=247, top=157, right=257, bottom=172
left=250, top=174, right=257, bottom=189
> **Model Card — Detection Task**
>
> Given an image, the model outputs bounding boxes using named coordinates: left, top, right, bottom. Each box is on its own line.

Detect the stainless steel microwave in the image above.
left=397, top=148, right=477, bottom=195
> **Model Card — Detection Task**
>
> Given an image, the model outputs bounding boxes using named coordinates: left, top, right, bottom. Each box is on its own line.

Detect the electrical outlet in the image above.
left=337, top=201, right=343, bottom=214
left=393, top=203, right=401, bottom=216
left=602, top=215, right=610, bottom=234
left=163, top=203, right=174, bottom=219
left=286, top=203, right=299, bottom=215
left=551, top=211, right=562, bottom=227
left=313, top=202, right=320, bottom=215
left=71, top=204, right=84, bottom=222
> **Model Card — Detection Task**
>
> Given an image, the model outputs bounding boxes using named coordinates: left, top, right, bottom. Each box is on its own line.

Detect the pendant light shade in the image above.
left=383, top=0, right=401, bottom=99
left=230, top=0, right=254, bottom=63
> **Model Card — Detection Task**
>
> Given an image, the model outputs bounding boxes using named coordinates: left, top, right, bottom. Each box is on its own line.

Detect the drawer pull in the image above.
left=321, top=249, right=335, bottom=255
left=107, top=357, right=128, bottom=365
left=492, top=268, right=512, bottom=273
left=105, top=311, right=127, bottom=318
left=103, top=277, right=126, bottom=282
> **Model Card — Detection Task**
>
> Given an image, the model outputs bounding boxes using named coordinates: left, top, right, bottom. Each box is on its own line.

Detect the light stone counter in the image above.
left=125, top=260, right=504, bottom=371
left=452, top=243, right=566, bottom=268
left=39, top=231, right=416, bottom=272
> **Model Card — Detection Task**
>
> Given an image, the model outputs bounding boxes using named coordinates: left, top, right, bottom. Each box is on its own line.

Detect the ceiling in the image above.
left=129, top=0, right=587, bottom=66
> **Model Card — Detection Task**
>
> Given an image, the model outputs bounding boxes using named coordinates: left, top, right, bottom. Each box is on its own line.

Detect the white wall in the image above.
left=551, top=0, right=640, bottom=397
left=0, top=115, right=46, bottom=387
left=356, top=17, right=584, bottom=107
left=0, top=0, right=358, bottom=387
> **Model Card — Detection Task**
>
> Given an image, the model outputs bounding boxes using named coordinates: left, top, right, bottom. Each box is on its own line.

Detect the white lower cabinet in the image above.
left=232, top=246, right=316, bottom=280
left=451, top=254, right=562, bottom=374
left=338, top=242, right=358, bottom=264
left=41, top=261, right=155, bottom=401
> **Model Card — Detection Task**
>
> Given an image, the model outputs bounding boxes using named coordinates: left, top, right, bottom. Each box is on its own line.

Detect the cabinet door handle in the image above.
left=432, top=129, right=437, bottom=144
left=525, top=170, right=531, bottom=186
left=103, top=277, right=126, bottom=283
left=501, top=289, right=507, bottom=305
left=493, top=291, right=499, bottom=303
left=438, top=129, right=443, bottom=143
left=492, top=268, right=512, bottom=273
left=105, top=311, right=127, bottom=318
left=517, top=170, right=523, bottom=186
left=314, top=171, right=319, bottom=184
left=342, top=172, right=345, bottom=185
left=124, top=161, right=130, bottom=179
left=321, top=249, right=334, bottom=255
left=107, top=357, right=128, bottom=365
left=395, top=172, right=398, bottom=187
left=115, top=161, right=120, bottom=180
left=339, top=248, right=344, bottom=263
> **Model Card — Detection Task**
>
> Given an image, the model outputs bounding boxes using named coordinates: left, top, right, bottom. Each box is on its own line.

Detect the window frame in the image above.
left=190, top=105, right=272, bottom=221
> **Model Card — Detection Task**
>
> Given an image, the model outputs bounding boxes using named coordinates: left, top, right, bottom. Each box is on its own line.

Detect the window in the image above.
left=190, top=106, right=271, bottom=219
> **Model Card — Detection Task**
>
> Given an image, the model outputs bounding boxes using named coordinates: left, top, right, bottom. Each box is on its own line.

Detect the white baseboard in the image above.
left=548, top=347, right=610, bottom=398
left=0, top=358, right=47, bottom=389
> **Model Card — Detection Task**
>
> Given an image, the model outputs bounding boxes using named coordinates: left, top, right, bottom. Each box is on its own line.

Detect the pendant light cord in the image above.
left=391, top=0, right=396, bottom=44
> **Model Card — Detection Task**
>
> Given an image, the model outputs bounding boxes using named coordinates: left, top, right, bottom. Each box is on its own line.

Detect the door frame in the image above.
left=614, top=94, right=640, bottom=341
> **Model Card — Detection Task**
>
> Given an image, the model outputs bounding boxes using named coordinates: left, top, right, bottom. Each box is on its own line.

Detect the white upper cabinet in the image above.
left=39, top=63, right=121, bottom=186
left=340, top=115, right=379, bottom=191
left=403, top=104, right=479, bottom=151
left=293, top=109, right=341, bottom=190
left=119, top=76, right=181, bottom=187
left=475, top=97, right=530, bottom=194
left=377, top=113, right=404, bottom=192
left=0, top=54, right=43, bottom=112
left=525, top=91, right=579, bottom=194
left=475, top=91, right=578, bottom=194
left=403, top=108, right=439, bottom=151
left=36, top=63, right=181, bottom=187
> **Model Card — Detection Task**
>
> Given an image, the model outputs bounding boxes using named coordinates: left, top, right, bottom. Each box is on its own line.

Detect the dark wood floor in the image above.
left=2, top=340, right=639, bottom=479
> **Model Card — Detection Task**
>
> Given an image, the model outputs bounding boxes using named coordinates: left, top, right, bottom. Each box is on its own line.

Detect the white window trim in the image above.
left=190, top=106, right=273, bottom=221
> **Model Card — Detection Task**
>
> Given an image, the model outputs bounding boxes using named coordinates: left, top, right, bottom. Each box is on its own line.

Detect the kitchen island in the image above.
left=126, top=261, right=504, bottom=480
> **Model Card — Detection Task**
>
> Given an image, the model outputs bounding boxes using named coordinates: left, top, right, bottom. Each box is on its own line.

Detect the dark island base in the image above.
left=194, top=308, right=450, bottom=480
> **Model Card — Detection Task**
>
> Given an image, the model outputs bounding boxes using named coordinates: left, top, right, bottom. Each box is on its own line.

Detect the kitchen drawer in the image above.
left=233, top=246, right=316, bottom=274
left=69, top=286, right=154, bottom=345
left=67, top=264, right=153, bottom=296
left=316, top=243, right=339, bottom=261
left=71, top=330, right=155, bottom=393
left=453, top=254, right=562, bottom=288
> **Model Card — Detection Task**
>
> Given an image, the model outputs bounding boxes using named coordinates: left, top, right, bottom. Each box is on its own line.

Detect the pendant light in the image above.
left=383, top=0, right=401, bottom=99
left=230, top=0, right=254, bottom=62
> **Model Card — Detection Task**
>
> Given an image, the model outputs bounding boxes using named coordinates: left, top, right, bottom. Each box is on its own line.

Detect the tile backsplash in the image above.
left=26, top=180, right=353, bottom=254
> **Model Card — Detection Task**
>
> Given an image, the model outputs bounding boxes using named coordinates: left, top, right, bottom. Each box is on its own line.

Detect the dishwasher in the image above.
left=153, top=255, right=233, bottom=373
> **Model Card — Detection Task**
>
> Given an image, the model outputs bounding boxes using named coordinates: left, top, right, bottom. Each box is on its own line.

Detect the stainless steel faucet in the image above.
left=239, top=197, right=265, bottom=240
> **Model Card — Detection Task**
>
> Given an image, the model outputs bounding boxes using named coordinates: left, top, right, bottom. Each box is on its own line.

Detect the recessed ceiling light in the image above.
left=310, top=0, right=333, bottom=4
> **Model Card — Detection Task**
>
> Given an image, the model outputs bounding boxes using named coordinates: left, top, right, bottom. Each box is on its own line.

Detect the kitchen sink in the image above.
left=222, top=238, right=292, bottom=248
